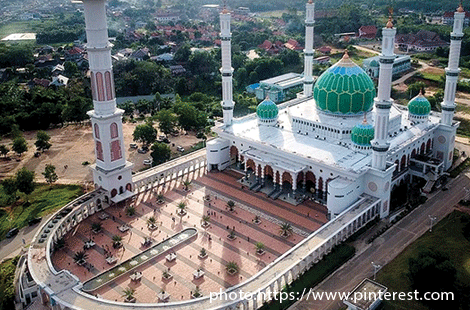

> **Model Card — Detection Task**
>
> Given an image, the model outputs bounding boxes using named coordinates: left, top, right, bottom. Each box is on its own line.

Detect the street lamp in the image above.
left=428, top=215, right=437, bottom=232
left=371, top=262, right=381, bottom=280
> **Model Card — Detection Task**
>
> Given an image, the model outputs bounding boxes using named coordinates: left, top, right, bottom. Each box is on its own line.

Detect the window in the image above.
left=94, top=124, right=100, bottom=139
left=96, top=141, right=104, bottom=161
left=96, top=72, right=105, bottom=101
left=105, top=71, right=114, bottom=100
left=110, top=140, right=122, bottom=161
left=110, top=123, right=118, bottom=139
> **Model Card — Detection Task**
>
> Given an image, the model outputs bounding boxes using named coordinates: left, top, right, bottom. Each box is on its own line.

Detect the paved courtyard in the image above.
left=52, top=169, right=328, bottom=303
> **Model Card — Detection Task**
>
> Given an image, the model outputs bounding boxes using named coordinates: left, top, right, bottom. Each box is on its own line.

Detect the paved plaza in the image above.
left=52, top=169, right=328, bottom=303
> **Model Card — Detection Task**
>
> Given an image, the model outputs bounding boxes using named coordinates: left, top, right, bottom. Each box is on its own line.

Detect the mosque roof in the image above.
left=257, top=97, right=279, bottom=120
left=351, top=121, right=375, bottom=146
left=313, top=52, right=376, bottom=115
left=408, top=92, right=431, bottom=116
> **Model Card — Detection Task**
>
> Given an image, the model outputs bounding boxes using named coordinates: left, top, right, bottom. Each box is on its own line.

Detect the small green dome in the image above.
left=408, top=93, right=431, bottom=116
left=351, top=122, right=375, bottom=146
left=370, top=60, right=379, bottom=67
left=257, top=97, right=278, bottom=120
left=313, top=53, right=376, bottom=115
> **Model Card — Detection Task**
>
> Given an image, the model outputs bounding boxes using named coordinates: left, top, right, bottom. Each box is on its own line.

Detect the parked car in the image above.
left=176, top=146, right=185, bottom=152
left=143, top=159, right=152, bottom=166
left=28, top=217, right=42, bottom=226
left=6, top=227, right=19, bottom=238
left=129, top=143, right=138, bottom=149
left=138, top=147, right=149, bottom=154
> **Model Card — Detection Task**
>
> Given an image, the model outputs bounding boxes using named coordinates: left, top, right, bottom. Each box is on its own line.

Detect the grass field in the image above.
left=0, top=20, right=41, bottom=39
left=0, top=183, right=83, bottom=239
left=376, top=210, right=470, bottom=310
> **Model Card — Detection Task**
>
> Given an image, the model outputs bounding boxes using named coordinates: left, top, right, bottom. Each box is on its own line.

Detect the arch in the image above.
left=426, top=138, right=432, bottom=152
left=110, top=122, right=119, bottom=139
left=400, top=155, right=406, bottom=170
left=96, top=141, right=104, bottom=161
left=246, top=159, right=256, bottom=172
left=230, top=145, right=238, bottom=160
left=264, top=165, right=274, bottom=178
left=420, top=142, right=425, bottom=154
left=95, top=72, right=105, bottom=101
left=110, top=189, right=117, bottom=198
left=282, top=172, right=293, bottom=185
left=119, top=186, right=124, bottom=194
left=104, top=71, right=114, bottom=100
left=94, top=123, right=100, bottom=139
left=110, top=140, right=122, bottom=161
left=126, top=183, right=132, bottom=191
left=411, top=149, right=416, bottom=158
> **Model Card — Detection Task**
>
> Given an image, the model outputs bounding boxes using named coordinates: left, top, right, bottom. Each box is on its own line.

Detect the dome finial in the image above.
left=342, top=49, right=349, bottom=59
left=457, top=1, right=465, bottom=12
left=363, top=112, right=368, bottom=124
left=308, top=0, right=313, bottom=4
left=222, top=0, right=229, bottom=14
left=386, top=7, right=394, bottom=28
left=419, top=88, right=424, bottom=96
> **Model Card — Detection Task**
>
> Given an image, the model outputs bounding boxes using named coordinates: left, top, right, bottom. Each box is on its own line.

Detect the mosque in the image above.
left=207, top=1, right=465, bottom=219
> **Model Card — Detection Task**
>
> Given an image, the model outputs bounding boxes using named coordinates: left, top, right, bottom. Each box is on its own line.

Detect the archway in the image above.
left=420, top=142, right=426, bottom=154
left=126, top=183, right=132, bottom=191
left=230, top=145, right=239, bottom=162
left=111, top=189, right=117, bottom=198
left=246, top=159, right=256, bottom=173
left=119, top=186, right=124, bottom=194
left=400, top=155, right=406, bottom=170
left=411, top=149, right=416, bottom=158
left=426, top=139, right=432, bottom=152
left=305, top=171, right=316, bottom=192
left=282, top=172, right=293, bottom=191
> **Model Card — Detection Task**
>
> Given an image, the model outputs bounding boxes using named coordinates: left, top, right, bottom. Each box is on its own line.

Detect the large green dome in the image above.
left=313, top=53, right=376, bottom=115
left=408, top=93, right=431, bottom=116
left=351, top=122, right=375, bottom=146
left=257, top=97, right=279, bottom=120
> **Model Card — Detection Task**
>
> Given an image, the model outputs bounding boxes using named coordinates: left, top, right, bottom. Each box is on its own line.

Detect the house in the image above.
left=153, top=53, right=174, bottom=62
left=442, top=10, right=470, bottom=26
left=169, top=65, right=186, bottom=75
left=130, top=47, right=150, bottom=61
left=284, top=39, right=303, bottom=51
left=51, top=64, right=65, bottom=76
left=312, top=56, right=330, bottom=64
left=358, top=25, right=377, bottom=39
left=64, top=46, right=84, bottom=62
left=258, top=40, right=280, bottom=54
left=34, top=54, right=58, bottom=68
left=317, top=46, right=332, bottom=54
left=155, top=11, right=181, bottom=23
left=395, top=30, right=448, bottom=52
left=50, top=75, right=69, bottom=87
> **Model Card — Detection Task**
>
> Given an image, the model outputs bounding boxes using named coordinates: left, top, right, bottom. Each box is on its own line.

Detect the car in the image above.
left=176, top=146, right=185, bottom=152
left=6, top=227, right=19, bottom=238
left=28, top=217, right=42, bottom=226
left=129, top=143, right=138, bottom=149
left=143, top=159, right=152, bottom=166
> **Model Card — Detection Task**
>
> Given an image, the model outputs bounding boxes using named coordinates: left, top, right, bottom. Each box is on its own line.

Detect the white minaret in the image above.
left=371, top=14, right=396, bottom=171
left=303, top=0, right=315, bottom=97
left=220, top=7, right=234, bottom=126
left=82, top=0, right=134, bottom=199
left=441, top=4, right=465, bottom=125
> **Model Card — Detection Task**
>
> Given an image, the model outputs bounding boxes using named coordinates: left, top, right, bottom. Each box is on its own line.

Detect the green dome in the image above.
left=408, top=93, right=431, bottom=116
left=370, top=60, right=380, bottom=67
left=257, top=98, right=279, bottom=120
left=351, top=122, right=375, bottom=146
left=313, top=53, right=376, bottom=115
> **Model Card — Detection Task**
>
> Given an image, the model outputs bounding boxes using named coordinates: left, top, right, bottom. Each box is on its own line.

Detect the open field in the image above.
left=0, top=183, right=83, bottom=239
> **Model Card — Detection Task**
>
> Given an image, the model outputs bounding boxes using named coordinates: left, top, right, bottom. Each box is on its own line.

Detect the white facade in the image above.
left=83, top=0, right=134, bottom=201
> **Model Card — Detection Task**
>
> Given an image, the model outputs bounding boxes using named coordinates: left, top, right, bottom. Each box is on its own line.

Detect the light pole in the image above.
left=371, top=262, right=381, bottom=280
left=428, top=215, right=437, bottom=232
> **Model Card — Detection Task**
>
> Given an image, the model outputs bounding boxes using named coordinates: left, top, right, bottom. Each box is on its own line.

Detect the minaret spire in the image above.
left=82, top=0, right=134, bottom=197
left=303, top=0, right=315, bottom=97
left=219, top=3, right=234, bottom=126
left=371, top=8, right=396, bottom=170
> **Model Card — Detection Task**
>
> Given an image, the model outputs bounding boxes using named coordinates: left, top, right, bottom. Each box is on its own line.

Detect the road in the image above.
left=289, top=169, right=470, bottom=310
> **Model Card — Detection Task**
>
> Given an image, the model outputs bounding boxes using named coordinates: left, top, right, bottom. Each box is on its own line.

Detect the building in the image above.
left=317, top=45, right=332, bottom=54
left=362, top=54, right=411, bottom=79
left=254, top=73, right=305, bottom=103
left=395, top=30, right=448, bottom=52
left=155, top=11, right=181, bottom=23
left=257, top=40, right=281, bottom=54
left=442, top=10, right=470, bottom=26
left=343, top=279, right=388, bottom=310
left=284, top=38, right=303, bottom=50
left=312, top=55, right=330, bottom=64
left=358, top=25, right=378, bottom=39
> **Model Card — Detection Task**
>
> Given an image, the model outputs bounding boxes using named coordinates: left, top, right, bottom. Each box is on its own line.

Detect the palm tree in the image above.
left=126, top=205, right=136, bottom=216
left=225, top=261, right=239, bottom=274
left=182, top=180, right=191, bottom=191
left=147, top=216, right=157, bottom=228
left=226, top=200, right=235, bottom=212
left=253, top=215, right=261, bottom=224
left=91, top=222, right=102, bottom=233
left=255, top=242, right=265, bottom=254
left=122, top=287, right=136, bottom=302
left=162, top=269, right=171, bottom=279
left=112, top=235, right=123, bottom=248
left=177, top=201, right=187, bottom=215
left=73, top=250, right=88, bottom=265
left=156, top=193, right=164, bottom=203
left=199, top=248, right=207, bottom=258
left=201, top=215, right=210, bottom=227
left=228, top=229, right=236, bottom=240
left=279, top=222, right=293, bottom=238
left=193, top=285, right=202, bottom=298
left=53, top=238, right=65, bottom=251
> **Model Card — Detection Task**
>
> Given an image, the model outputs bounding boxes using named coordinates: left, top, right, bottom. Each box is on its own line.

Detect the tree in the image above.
left=279, top=222, right=293, bottom=237
left=73, top=250, right=88, bottom=264
left=150, top=142, right=171, bottom=165
left=174, top=43, right=191, bottom=62
left=225, top=261, right=239, bottom=274
left=42, top=164, right=58, bottom=186
left=0, top=144, right=9, bottom=157
left=2, top=177, right=17, bottom=203
left=35, top=131, right=52, bottom=152
left=16, top=168, right=35, bottom=197
left=255, top=242, right=265, bottom=254
left=122, top=287, right=136, bottom=302
left=112, top=235, right=123, bottom=248
left=91, top=222, right=102, bottom=233
left=174, top=102, right=207, bottom=131
left=147, top=216, right=157, bottom=227
left=133, top=123, right=157, bottom=147
left=177, top=201, right=187, bottom=215
left=155, top=109, right=177, bottom=135
left=407, top=81, right=426, bottom=99
left=12, top=136, right=28, bottom=156
left=125, top=205, right=136, bottom=216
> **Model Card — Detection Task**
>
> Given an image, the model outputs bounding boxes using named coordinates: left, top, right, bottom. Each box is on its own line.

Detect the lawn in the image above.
left=376, top=210, right=470, bottom=310
left=0, top=183, right=83, bottom=239
left=0, top=20, right=43, bottom=39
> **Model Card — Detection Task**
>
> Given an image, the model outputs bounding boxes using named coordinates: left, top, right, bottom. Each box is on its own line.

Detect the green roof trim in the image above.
left=351, top=122, right=375, bottom=146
